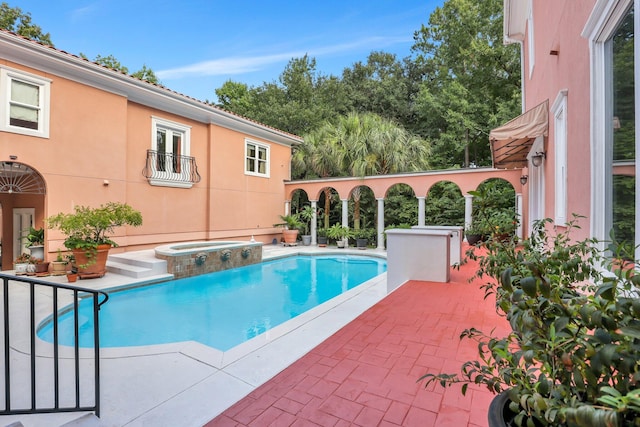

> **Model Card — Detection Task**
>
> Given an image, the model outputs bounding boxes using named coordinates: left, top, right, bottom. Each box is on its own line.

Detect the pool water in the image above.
left=38, top=255, right=387, bottom=351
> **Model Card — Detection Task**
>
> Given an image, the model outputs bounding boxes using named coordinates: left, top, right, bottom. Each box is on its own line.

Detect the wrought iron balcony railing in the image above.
left=142, top=150, right=201, bottom=188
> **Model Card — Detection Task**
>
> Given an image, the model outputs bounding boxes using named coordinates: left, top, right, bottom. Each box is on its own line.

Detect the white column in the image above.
left=310, top=200, right=318, bottom=245
left=417, top=196, right=426, bottom=227
left=284, top=200, right=291, bottom=216
left=341, top=199, right=349, bottom=248
left=516, top=193, right=523, bottom=240
left=464, top=194, right=473, bottom=241
left=341, top=199, right=349, bottom=227
left=377, top=198, right=385, bottom=250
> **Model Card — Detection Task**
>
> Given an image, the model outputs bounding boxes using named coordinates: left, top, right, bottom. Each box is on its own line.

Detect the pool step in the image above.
left=106, top=250, right=168, bottom=278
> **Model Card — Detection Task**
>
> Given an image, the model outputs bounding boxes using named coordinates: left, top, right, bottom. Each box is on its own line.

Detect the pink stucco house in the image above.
left=497, top=0, right=636, bottom=255
left=0, top=29, right=301, bottom=270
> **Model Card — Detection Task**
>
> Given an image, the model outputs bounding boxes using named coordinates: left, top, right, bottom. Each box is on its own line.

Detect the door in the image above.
left=13, top=208, right=34, bottom=261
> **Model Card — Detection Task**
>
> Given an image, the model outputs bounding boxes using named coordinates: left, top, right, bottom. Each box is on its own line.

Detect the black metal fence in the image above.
left=1, top=274, right=108, bottom=417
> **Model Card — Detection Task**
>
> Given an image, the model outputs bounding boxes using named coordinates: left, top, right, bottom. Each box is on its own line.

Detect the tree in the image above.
left=0, top=2, right=52, bottom=45
left=294, top=112, right=431, bottom=228
left=80, top=53, right=160, bottom=84
left=132, top=64, right=159, bottom=85
left=91, top=54, right=130, bottom=74
left=215, top=80, right=254, bottom=115
left=341, top=51, right=418, bottom=127
left=215, top=55, right=349, bottom=136
left=411, top=0, right=521, bottom=168
left=292, top=125, right=343, bottom=228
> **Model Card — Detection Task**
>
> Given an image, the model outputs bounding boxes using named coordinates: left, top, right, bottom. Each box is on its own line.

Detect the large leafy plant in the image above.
left=47, top=202, right=143, bottom=250
left=419, top=216, right=640, bottom=426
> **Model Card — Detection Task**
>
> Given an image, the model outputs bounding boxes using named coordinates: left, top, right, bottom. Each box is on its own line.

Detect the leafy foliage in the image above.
left=47, top=202, right=143, bottom=250
left=0, top=2, right=52, bottom=45
left=411, top=0, right=520, bottom=168
left=419, top=216, right=640, bottom=426
left=425, top=182, right=464, bottom=226
left=384, top=184, right=418, bottom=227
left=79, top=53, right=160, bottom=84
left=467, top=179, right=517, bottom=237
left=22, top=226, right=44, bottom=246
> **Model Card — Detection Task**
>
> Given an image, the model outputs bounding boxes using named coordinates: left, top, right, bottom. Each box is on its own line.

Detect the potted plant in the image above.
left=317, top=228, right=328, bottom=247
left=419, top=216, right=640, bottom=426
left=464, top=218, right=489, bottom=245
left=47, top=202, right=143, bottom=279
left=50, top=249, right=68, bottom=275
left=13, top=253, right=32, bottom=274
left=353, top=228, right=372, bottom=249
left=66, top=253, right=78, bottom=282
left=32, top=258, right=50, bottom=274
left=298, top=205, right=315, bottom=246
left=326, top=223, right=353, bottom=248
left=23, top=226, right=45, bottom=260
left=274, top=214, right=303, bottom=246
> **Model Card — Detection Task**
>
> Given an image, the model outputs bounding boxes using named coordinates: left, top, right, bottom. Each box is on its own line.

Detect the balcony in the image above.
left=142, top=150, right=201, bottom=188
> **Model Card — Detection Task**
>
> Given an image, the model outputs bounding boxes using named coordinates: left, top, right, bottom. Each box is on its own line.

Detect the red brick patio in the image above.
left=206, top=249, right=509, bottom=427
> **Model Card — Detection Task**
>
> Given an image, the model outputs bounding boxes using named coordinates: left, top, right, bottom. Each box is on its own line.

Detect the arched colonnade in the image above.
left=284, top=168, right=526, bottom=249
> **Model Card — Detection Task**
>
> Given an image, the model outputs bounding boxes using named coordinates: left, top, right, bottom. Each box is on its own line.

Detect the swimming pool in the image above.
left=37, top=254, right=387, bottom=351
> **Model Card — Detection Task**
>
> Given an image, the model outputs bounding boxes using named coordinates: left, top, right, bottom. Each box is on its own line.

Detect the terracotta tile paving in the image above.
left=205, top=248, right=509, bottom=427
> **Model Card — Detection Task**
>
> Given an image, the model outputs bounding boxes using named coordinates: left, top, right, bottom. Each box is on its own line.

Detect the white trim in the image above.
left=151, top=116, right=191, bottom=155
left=244, top=139, right=270, bottom=178
left=0, top=31, right=302, bottom=148
left=13, top=208, right=34, bottom=261
left=551, top=89, right=568, bottom=225
left=585, top=0, right=634, bottom=247
left=148, top=116, right=193, bottom=188
left=0, top=66, right=51, bottom=138
left=527, top=136, right=545, bottom=230
left=527, top=2, right=535, bottom=78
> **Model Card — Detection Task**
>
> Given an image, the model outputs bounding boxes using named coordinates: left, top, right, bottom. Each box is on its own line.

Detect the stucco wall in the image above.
left=0, top=57, right=293, bottom=266
left=524, top=1, right=596, bottom=240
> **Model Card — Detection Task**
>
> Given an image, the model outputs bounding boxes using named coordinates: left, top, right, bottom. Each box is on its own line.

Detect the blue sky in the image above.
left=17, top=1, right=443, bottom=101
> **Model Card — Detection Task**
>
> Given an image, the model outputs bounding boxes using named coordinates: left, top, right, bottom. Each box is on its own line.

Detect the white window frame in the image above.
left=149, top=116, right=192, bottom=188
left=0, top=67, right=51, bottom=138
left=551, top=89, right=568, bottom=225
left=584, top=0, right=637, bottom=255
left=245, top=139, right=270, bottom=178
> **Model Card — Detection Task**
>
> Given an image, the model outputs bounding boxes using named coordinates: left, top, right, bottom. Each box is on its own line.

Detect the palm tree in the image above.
left=293, top=126, right=342, bottom=228
left=295, top=112, right=431, bottom=229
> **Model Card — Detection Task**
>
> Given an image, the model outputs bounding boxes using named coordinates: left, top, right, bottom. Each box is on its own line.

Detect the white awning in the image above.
left=490, top=100, right=548, bottom=169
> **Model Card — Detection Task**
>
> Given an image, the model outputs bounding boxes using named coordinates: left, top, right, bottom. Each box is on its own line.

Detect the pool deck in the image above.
left=0, top=243, right=507, bottom=427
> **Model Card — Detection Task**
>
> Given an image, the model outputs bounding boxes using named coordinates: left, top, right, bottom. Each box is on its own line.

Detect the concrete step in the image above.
left=106, top=250, right=167, bottom=278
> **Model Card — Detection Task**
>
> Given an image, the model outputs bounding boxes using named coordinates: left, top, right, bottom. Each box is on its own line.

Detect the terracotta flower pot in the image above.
left=282, top=229, right=299, bottom=245
left=72, top=244, right=111, bottom=278
left=35, top=262, right=50, bottom=274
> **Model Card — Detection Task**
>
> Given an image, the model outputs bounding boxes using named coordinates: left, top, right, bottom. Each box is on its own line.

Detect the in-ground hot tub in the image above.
left=155, top=240, right=263, bottom=279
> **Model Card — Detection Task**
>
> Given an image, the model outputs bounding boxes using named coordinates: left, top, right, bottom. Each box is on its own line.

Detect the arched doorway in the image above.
left=0, top=161, right=47, bottom=270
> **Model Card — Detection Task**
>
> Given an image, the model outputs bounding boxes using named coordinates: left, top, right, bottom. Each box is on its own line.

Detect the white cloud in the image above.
left=69, top=3, right=101, bottom=22
left=157, top=36, right=412, bottom=80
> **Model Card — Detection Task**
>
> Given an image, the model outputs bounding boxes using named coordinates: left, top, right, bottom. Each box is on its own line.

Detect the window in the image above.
left=147, top=117, right=195, bottom=188
left=245, top=140, right=270, bottom=177
left=552, top=90, right=568, bottom=225
left=0, top=67, right=51, bottom=138
left=587, top=0, right=636, bottom=257
left=527, top=5, right=535, bottom=78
